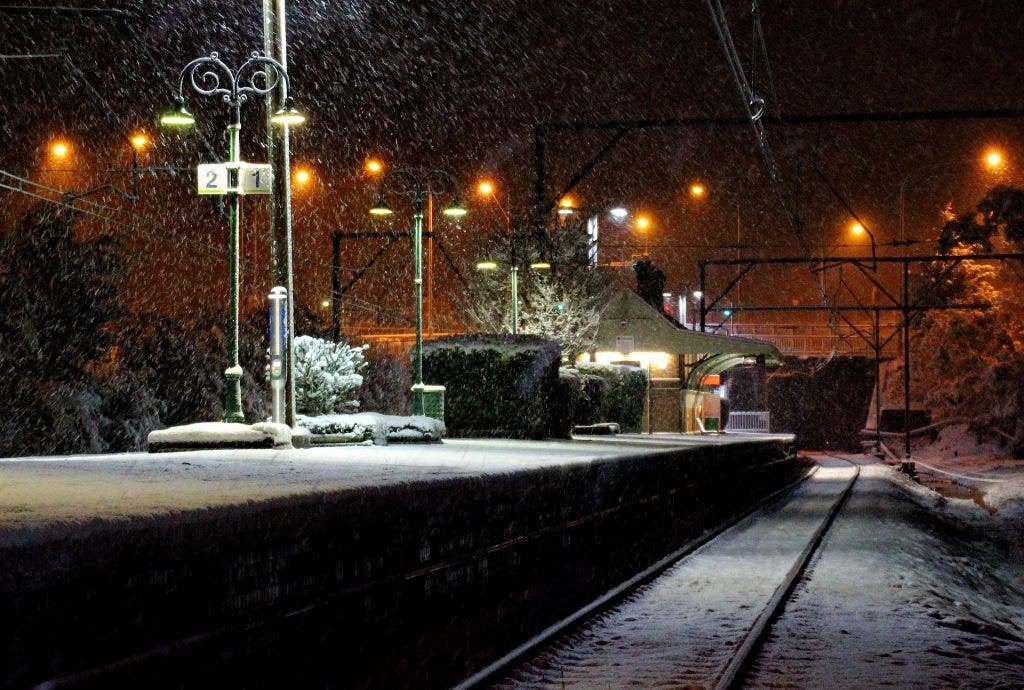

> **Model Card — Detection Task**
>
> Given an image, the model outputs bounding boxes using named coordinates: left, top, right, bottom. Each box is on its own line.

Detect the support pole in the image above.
left=264, top=0, right=296, bottom=427
left=427, top=193, right=434, bottom=336
left=902, top=258, right=913, bottom=464
left=874, top=306, right=882, bottom=455
left=331, top=232, right=341, bottom=342
left=222, top=101, right=245, bottom=423
left=412, top=200, right=425, bottom=414
left=510, top=265, right=519, bottom=334
left=699, top=262, right=707, bottom=332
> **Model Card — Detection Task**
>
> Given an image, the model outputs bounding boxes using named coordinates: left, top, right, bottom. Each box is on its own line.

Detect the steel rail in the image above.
left=454, top=455, right=819, bottom=690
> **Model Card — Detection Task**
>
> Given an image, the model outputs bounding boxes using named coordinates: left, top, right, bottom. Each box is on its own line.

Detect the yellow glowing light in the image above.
left=476, top=261, right=498, bottom=270
left=130, top=134, right=149, bottom=151
left=985, top=149, right=1004, bottom=169
left=850, top=221, right=865, bottom=236
left=592, top=350, right=670, bottom=370
left=50, top=142, right=69, bottom=158
left=689, top=183, right=706, bottom=198
left=320, top=299, right=331, bottom=308
left=365, top=158, right=384, bottom=174
left=636, top=215, right=651, bottom=230
left=477, top=180, right=494, bottom=195
left=294, top=168, right=312, bottom=184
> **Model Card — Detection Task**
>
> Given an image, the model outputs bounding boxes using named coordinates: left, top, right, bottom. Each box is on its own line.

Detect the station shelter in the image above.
left=577, top=289, right=783, bottom=433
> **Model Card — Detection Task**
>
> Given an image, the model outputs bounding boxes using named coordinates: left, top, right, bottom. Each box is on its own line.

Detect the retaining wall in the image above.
left=1, top=439, right=801, bottom=688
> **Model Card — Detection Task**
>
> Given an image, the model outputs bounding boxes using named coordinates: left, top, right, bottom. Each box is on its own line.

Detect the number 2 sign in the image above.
left=197, top=163, right=229, bottom=195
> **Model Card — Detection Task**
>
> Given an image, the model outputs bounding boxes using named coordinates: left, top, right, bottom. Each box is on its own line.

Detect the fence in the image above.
left=725, top=410, right=771, bottom=433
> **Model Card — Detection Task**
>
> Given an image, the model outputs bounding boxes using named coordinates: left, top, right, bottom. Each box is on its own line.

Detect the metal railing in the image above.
left=725, top=410, right=771, bottom=433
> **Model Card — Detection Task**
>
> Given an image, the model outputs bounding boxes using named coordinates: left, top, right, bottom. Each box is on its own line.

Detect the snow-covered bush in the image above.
left=576, top=363, right=647, bottom=433
left=295, top=412, right=445, bottom=444
left=358, top=352, right=412, bottom=415
left=293, top=336, right=368, bottom=415
left=296, top=412, right=387, bottom=445
left=422, top=335, right=561, bottom=438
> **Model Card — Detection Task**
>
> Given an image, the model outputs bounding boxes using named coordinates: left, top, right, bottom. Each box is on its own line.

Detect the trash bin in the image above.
left=413, top=384, right=445, bottom=421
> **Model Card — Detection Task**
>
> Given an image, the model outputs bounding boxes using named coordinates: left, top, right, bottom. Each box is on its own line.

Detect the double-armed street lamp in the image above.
left=475, top=260, right=551, bottom=334
left=160, top=50, right=304, bottom=423
left=369, top=169, right=466, bottom=415
left=555, top=199, right=629, bottom=267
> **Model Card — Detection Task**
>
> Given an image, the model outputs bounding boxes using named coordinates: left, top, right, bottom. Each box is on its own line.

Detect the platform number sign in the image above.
left=240, top=164, right=273, bottom=195
left=197, top=163, right=229, bottom=195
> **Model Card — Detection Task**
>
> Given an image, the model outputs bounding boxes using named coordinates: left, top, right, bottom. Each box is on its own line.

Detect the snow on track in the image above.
left=494, top=456, right=857, bottom=689
left=744, top=461, right=1024, bottom=688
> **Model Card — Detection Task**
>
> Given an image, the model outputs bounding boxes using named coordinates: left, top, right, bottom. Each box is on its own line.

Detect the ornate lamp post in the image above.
left=161, top=51, right=303, bottom=423
left=475, top=261, right=551, bottom=334
left=369, top=169, right=466, bottom=414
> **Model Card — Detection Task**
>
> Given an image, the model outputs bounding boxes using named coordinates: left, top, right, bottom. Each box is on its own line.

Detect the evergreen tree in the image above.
left=633, top=258, right=666, bottom=311
left=462, top=219, right=606, bottom=359
left=0, top=205, right=161, bottom=455
left=907, top=187, right=1024, bottom=457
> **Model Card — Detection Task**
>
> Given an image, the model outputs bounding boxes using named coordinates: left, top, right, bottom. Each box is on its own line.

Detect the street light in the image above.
left=160, top=50, right=303, bottom=423
left=476, top=177, right=513, bottom=231
left=985, top=149, right=1005, bottom=170
left=369, top=168, right=466, bottom=414
left=475, top=260, right=550, bottom=334
left=365, top=158, right=384, bottom=175
left=689, top=182, right=706, bottom=199
left=898, top=147, right=1009, bottom=252
left=50, top=141, right=70, bottom=159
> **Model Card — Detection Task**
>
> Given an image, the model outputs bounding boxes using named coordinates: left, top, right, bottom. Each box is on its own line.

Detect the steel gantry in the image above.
left=697, top=253, right=1024, bottom=463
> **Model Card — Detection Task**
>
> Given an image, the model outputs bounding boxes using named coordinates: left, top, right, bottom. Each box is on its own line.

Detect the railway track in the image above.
left=456, top=454, right=860, bottom=690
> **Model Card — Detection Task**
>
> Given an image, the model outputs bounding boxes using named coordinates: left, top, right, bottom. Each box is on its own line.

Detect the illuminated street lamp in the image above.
left=689, top=182, right=706, bottom=199
left=475, top=260, right=550, bottom=334
left=50, top=141, right=70, bottom=159
left=160, top=50, right=304, bottom=423
left=898, top=147, right=1010, bottom=252
left=369, top=168, right=466, bottom=414
left=365, top=158, right=384, bottom=175
left=635, top=214, right=653, bottom=255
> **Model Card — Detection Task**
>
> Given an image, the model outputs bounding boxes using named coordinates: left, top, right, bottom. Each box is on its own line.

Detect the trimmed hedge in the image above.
left=422, top=335, right=561, bottom=438
left=576, top=363, right=647, bottom=433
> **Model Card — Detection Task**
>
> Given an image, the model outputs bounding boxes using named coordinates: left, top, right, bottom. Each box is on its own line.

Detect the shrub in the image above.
left=576, top=363, right=647, bottom=432
left=293, top=336, right=368, bottom=415
left=358, top=352, right=412, bottom=415
left=422, top=335, right=561, bottom=438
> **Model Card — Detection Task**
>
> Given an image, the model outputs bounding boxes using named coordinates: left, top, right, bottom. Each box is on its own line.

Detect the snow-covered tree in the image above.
left=462, top=220, right=606, bottom=359
left=519, top=275, right=602, bottom=360
left=292, top=335, right=368, bottom=415
left=900, top=187, right=1024, bottom=456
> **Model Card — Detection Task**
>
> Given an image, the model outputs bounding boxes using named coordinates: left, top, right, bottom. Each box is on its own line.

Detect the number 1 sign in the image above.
left=239, top=163, right=273, bottom=195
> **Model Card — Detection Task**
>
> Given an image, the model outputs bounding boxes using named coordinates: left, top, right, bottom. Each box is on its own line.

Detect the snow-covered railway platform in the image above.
left=0, top=433, right=798, bottom=688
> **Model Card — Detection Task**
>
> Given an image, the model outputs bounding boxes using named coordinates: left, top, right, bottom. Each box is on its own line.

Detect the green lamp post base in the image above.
left=412, top=383, right=445, bottom=421
left=223, top=366, right=245, bottom=423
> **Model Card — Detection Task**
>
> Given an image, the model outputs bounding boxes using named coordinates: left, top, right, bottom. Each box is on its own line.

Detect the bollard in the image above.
left=268, top=286, right=288, bottom=424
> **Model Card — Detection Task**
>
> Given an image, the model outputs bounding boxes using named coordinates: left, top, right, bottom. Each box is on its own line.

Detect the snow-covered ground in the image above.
left=746, top=458, right=1024, bottom=688
left=907, top=422, right=1024, bottom=520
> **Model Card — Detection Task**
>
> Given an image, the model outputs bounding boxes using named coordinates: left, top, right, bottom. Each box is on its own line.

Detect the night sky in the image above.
left=2, top=0, right=1023, bottom=328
